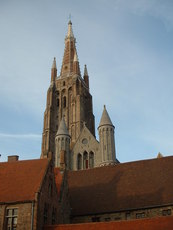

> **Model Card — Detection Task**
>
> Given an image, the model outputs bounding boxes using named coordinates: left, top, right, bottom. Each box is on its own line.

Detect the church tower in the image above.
left=41, top=21, right=95, bottom=165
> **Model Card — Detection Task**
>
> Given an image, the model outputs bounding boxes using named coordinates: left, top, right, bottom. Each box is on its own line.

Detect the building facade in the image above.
left=0, top=157, right=69, bottom=230
left=41, top=21, right=119, bottom=170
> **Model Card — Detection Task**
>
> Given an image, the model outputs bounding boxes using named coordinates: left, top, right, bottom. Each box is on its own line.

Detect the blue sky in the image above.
left=0, top=0, right=173, bottom=163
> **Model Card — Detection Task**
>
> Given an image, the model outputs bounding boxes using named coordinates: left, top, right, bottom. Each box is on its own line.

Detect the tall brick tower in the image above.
left=41, top=21, right=95, bottom=164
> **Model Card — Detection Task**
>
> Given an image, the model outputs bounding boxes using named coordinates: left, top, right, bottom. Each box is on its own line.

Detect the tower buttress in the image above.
left=98, top=105, right=116, bottom=166
left=55, top=117, right=71, bottom=169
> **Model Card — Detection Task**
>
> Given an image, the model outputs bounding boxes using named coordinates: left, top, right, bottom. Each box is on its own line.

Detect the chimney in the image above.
left=8, top=155, right=19, bottom=162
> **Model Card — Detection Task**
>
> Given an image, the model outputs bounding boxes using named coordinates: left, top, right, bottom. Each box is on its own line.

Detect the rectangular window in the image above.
left=114, top=217, right=121, bottom=221
left=52, top=207, right=56, bottom=224
left=92, top=217, right=100, bottom=222
left=126, top=212, right=131, bottom=220
left=48, top=182, right=53, bottom=197
left=162, top=209, right=172, bottom=216
left=136, top=212, right=145, bottom=219
left=105, top=217, right=111, bottom=222
left=44, top=204, right=48, bottom=224
left=6, top=208, right=18, bottom=230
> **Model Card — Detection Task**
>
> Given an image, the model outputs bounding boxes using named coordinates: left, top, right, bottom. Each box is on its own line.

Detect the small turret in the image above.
left=73, top=51, right=80, bottom=75
left=51, top=57, right=57, bottom=83
left=83, top=65, right=89, bottom=88
left=55, top=117, right=71, bottom=169
left=98, top=105, right=116, bottom=166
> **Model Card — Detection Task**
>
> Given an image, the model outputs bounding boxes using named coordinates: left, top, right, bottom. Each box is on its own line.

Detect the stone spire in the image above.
left=84, top=64, right=88, bottom=76
left=52, top=57, right=57, bottom=69
left=73, top=50, right=79, bottom=62
left=83, top=64, right=89, bottom=88
left=66, top=20, right=74, bottom=38
left=56, top=117, right=70, bottom=137
left=61, top=20, right=81, bottom=77
left=73, top=50, right=80, bottom=75
left=99, top=105, right=114, bottom=128
left=51, top=57, right=57, bottom=83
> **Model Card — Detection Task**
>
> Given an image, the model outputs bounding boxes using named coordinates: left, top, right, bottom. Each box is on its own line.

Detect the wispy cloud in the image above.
left=0, top=133, right=41, bottom=139
left=117, top=0, right=173, bottom=30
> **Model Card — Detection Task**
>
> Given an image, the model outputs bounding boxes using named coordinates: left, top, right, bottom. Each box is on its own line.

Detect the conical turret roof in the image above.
left=56, top=117, right=70, bottom=136
left=99, top=105, right=114, bottom=128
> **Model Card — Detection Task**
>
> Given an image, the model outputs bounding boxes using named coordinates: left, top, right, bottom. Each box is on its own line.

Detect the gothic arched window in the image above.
left=77, top=153, right=82, bottom=170
left=89, top=152, right=94, bottom=168
left=63, top=96, right=66, bottom=108
left=83, top=151, right=88, bottom=169
left=57, top=98, right=59, bottom=107
left=76, top=79, right=79, bottom=95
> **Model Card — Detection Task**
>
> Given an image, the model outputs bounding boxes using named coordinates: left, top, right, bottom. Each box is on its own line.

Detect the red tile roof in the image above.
left=44, top=216, right=173, bottom=230
left=68, top=156, right=173, bottom=216
left=54, top=168, right=63, bottom=196
left=0, top=158, right=49, bottom=203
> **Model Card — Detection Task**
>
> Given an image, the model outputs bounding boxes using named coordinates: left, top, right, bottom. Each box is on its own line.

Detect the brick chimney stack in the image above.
left=8, top=155, right=19, bottom=162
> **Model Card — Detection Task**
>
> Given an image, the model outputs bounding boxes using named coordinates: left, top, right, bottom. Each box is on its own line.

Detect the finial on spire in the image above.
left=104, top=105, right=106, bottom=109
left=84, top=64, right=88, bottom=76
left=68, top=14, right=72, bottom=24
left=52, top=57, right=57, bottom=69
left=67, top=18, right=74, bottom=38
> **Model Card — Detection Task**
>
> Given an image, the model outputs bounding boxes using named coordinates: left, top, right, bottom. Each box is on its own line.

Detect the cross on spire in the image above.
left=69, top=14, right=72, bottom=21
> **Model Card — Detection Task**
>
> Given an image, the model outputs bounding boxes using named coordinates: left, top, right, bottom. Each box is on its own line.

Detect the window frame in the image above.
left=5, top=207, right=18, bottom=230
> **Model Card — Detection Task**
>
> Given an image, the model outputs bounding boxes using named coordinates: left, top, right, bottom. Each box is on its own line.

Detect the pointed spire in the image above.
left=52, top=57, right=57, bottom=69
left=67, top=20, right=74, bottom=38
left=83, top=64, right=89, bottom=88
left=84, top=64, right=88, bottom=76
left=99, top=105, right=114, bottom=128
left=74, top=51, right=79, bottom=62
left=51, top=57, right=57, bottom=83
left=61, top=21, right=81, bottom=77
left=56, top=117, right=70, bottom=136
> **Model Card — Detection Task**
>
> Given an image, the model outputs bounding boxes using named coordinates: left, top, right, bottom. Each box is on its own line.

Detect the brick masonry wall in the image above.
left=0, top=202, right=33, bottom=230
left=71, top=205, right=173, bottom=223
left=0, top=205, right=5, bottom=229
left=58, top=171, right=71, bottom=224
left=36, top=162, right=71, bottom=229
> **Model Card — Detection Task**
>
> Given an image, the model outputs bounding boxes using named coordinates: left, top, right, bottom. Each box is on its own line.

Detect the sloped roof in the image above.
left=99, top=105, right=113, bottom=128
left=68, top=156, right=173, bottom=216
left=44, top=216, right=173, bottom=230
left=0, top=158, right=49, bottom=203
